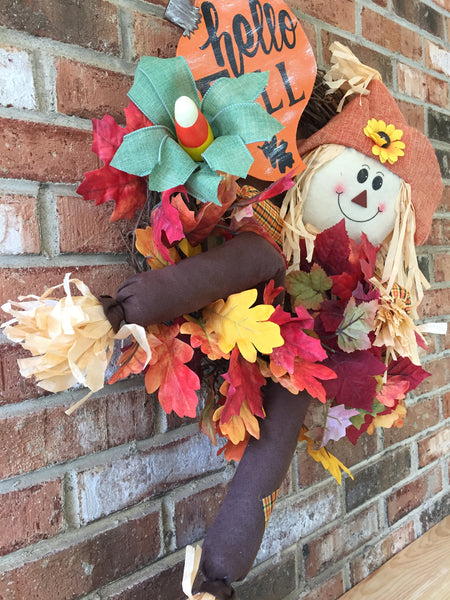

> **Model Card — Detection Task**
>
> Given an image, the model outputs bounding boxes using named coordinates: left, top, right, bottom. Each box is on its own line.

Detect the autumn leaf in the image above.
left=387, top=356, right=429, bottom=391
left=336, top=297, right=378, bottom=353
left=135, top=226, right=179, bottom=269
left=123, top=100, right=153, bottom=132
left=270, top=307, right=327, bottom=374
left=180, top=317, right=230, bottom=361
left=219, top=347, right=266, bottom=425
left=299, top=426, right=353, bottom=484
left=214, top=399, right=260, bottom=444
left=323, top=350, right=386, bottom=411
left=286, top=264, right=332, bottom=310
left=108, top=342, right=151, bottom=384
left=276, top=357, right=336, bottom=403
left=313, top=220, right=352, bottom=276
left=150, top=190, right=186, bottom=263
left=263, top=279, right=285, bottom=305
left=77, top=112, right=149, bottom=221
left=376, top=377, right=409, bottom=407
left=323, top=405, right=360, bottom=446
left=203, top=289, right=283, bottom=362
left=218, top=435, right=249, bottom=462
left=144, top=323, right=200, bottom=418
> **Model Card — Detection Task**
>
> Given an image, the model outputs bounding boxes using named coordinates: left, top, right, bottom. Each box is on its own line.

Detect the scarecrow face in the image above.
left=303, top=147, right=402, bottom=244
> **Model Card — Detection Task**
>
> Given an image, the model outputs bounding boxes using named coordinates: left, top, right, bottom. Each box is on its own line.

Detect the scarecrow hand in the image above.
left=101, top=232, right=285, bottom=331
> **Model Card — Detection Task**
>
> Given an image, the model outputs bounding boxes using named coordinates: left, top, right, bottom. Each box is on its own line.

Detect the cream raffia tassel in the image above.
left=324, top=41, right=382, bottom=111
left=1, top=273, right=152, bottom=415
left=182, top=545, right=216, bottom=600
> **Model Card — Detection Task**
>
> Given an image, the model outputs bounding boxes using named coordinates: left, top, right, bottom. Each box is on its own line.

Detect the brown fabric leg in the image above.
left=197, top=382, right=311, bottom=594
left=100, top=232, right=285, bottom=331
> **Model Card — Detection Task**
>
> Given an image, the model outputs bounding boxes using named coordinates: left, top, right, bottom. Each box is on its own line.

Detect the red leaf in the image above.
left=234, top=170, right=296, bottom=207
left=144, top=323, right=200, bottom=418
left=313, top=220, right=352, bottom=276
left=151, top=190, right=185, bottom=263
left=220, top=348, right=266, bottom=423
left=377, top=378, right=409, bottom=407
left=271, top=310, right=327, bottom=374
left=108, top=342, right=150, bottom=384
left=286, top=357, right=336, bottom=403
left=124, top=100, right=153, bottom=132
left=323, top=351, right=386, bottom=411
left=76, top=113, right=147, bottom=221
left=171, top=178, right=238, bottom=245
left=387, top=357, right=430, bottom=391
left=357, top=233, right=378, bottom=281
left=263, top=279, right=284, bottom=305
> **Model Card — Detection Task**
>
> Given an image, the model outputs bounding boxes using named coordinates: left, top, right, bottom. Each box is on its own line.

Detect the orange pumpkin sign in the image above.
left=177, top=0, right=317, bottom=180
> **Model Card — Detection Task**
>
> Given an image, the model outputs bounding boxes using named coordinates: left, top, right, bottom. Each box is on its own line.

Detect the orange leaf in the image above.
left=135, top=226, right=179, bottom=269
left=180, top=318, right=230, bottom=361
left=144, top=323, right=200, bottom=418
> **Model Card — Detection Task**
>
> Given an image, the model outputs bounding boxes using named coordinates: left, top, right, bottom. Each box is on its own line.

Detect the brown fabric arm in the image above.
left=101, top=232, right=286, bottom=330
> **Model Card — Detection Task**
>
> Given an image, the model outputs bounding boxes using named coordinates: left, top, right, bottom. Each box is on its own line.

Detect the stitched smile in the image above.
left=337, top=193, right=381, bottom=223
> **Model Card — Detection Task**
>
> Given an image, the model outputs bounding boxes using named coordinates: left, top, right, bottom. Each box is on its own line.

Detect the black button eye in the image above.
left=372, top=175, right=383, bottom=191
left=357, top=168, right=369, bottom=183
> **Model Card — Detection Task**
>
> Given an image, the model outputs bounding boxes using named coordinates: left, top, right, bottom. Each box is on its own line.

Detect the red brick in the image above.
left=415, top=356, right=450, bottom=396
left=425, top=41, right=450, bottom=77
left=292, top=0, right=355, bottom=32
left=0, top=263, right=134, bottom=308
left=386, top=465, right=442, bottom=524
left=371, top=0, right=388, bottom=6
left=434, top=253, right=450, bottom=283
left=104, top=559, right=185, bottom=600
left=361, top=9, right=422, bottom=61
left=426, top=73, right=449, bottom=108
left=57, top=195, right=127, bottom=253
left=0, top=194, right=40, bottom=254
left=0, top=343, right=48, bottom=406
left=444, top=391, right=450, bottom=419
left=236, top=552, right=297, bottom=600
left=418, top=287, right=450, bottom=318
left=134, top=14, right=180, bottom=59
left=174, top=481, right=228, bottom=548
left=425, top=218, right=447, bottom=246
left=298, top=572, right=344, bottom=600
left=0, top=118, right=99, bottom=183
left=0, top=0, right=119, bottom=55
left=418, top=427, right=450, bottom=467
left=0, top=479, right=63, bottom=556
left=0, top=505, right=161, bottom=600
left=437, top=185, right=450, bottom=213
left=304, top=504, right=379, bottom=579
left=350, top=520, right=415, bottom=585
left=56, top=59, right=132, bottom=124
left=384, top=397, right=440, bottom=447
left=0, top=388, right=153, bottom=479
left=396, top=100, right=425, bottom=133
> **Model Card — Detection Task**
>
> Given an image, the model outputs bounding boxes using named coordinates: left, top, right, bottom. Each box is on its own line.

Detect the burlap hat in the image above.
left=299, top=76, right=442, bottom=245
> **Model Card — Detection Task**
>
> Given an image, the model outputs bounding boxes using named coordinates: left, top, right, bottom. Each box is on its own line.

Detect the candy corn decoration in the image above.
left=174, top=95, right=214, bottom=161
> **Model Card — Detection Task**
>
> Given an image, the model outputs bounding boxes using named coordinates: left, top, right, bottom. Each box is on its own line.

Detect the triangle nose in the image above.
left=351, top=189, right=368, bottom=208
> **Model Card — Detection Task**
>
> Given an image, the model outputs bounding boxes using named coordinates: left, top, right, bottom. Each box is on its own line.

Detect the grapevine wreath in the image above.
left=2, top=29, right=444, bottom=600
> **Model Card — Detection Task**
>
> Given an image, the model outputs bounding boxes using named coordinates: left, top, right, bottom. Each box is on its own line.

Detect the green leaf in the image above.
left=185, top=162, right=223, bottom=204
left=210, top=103, right=283, bottom=144
left=201, top=71, right=269, bottom=121
left=286, top=264, right=333, bottom=310
left=147, top=136, right=198, bottom=192
left=202, top=135, right=254, bottom=178
left=350, top=399, right=386, bottom=429
left=110, top=126, right=171, bottom=176
left=336, top=297, right=378, bottom=353
left=128, top=56, right=199, bottom=134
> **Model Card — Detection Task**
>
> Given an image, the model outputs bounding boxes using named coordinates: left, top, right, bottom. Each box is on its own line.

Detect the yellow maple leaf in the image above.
left=299, top=426, right=353, bottom=485
left=135, top=226, right=179, bottom=269
left=203, top=289, right=284, bottom=363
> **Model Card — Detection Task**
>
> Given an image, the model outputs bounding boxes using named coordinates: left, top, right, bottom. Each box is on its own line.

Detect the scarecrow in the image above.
left=2, top=14, right=443, bottom=600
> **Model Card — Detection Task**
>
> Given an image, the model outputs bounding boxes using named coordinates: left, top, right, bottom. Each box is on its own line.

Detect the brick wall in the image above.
left=0, top=1, right=448, bottom=599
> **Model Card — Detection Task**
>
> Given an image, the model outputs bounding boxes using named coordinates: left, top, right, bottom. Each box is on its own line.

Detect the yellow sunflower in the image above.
left=364, top=118, right=405, bottom=164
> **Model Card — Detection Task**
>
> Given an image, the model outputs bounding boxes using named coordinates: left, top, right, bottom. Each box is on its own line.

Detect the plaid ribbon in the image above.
left=262, top=489, right=280, bottom=529
left=252, top=200, right=284, bottom=248
left=390, top=281, right=412, bottom=313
